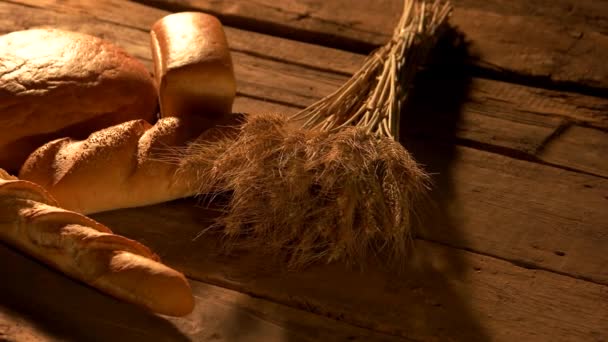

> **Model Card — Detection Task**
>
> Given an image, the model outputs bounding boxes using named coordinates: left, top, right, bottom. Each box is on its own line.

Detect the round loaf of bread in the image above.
left=0, top=28, right=158, bottom=173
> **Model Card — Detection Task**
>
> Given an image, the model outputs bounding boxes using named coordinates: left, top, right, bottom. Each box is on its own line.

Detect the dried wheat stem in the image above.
left=158, top=0, right=450, bottom=270
left=290, top=0, right=452, bottom=140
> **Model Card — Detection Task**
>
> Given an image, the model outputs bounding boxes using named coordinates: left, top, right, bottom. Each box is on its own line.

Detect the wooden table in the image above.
left=1, top=0, right=607, bottom=341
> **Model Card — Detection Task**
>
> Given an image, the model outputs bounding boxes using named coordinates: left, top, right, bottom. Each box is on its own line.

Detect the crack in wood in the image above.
left=534, top=121, right=573, bottom=156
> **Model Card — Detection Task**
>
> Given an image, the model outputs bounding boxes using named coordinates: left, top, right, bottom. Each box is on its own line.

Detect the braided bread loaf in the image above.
left=0, top=169, right=194, bottom=316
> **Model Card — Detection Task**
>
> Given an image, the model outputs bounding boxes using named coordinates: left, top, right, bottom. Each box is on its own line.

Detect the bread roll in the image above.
left=0, top=170, right=194, bottom=316
left=0, top=29, right=158, bottom=173
left=151, top=12, right=236, bottom=120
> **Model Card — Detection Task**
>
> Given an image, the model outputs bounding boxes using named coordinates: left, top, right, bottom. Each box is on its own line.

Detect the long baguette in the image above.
left=0, top=169, right=194, bottom=316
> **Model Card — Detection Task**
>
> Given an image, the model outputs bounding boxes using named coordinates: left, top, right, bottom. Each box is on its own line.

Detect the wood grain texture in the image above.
left=0, top=243, right=404, bottom=342
left=133, top=0, right=608, bottom=92
left=539, top=125, right=608, bottom=178
left=452, top=0, right=608, bottom=35
left=91, top=200, right=608, bottom=341
left=415, top=143, right=608, bottom=284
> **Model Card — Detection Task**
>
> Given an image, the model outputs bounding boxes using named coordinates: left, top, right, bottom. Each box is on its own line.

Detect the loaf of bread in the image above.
left=17, top=15, right=239, bottom=214
left=0, top=28, right=158, bottom=173
left=0, top=169, right=194, bottom=316
left=19, top=114, right=238, bottom=214
left=151, top=12, right=236, bottom=120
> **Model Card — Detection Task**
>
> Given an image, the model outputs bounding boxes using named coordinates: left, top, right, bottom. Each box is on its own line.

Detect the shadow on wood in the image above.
left=0, top=243, right=190, bottom=342
left=400, top=27, right=491, bottom=340
left=401, top=26, right=476, bottom=260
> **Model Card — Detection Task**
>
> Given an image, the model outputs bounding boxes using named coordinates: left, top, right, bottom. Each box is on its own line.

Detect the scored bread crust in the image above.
left=0, top=28, right=158, bottom=173
left=0, top=171, right=194, bottom=316
left=18, top=116, right=231, bottom=214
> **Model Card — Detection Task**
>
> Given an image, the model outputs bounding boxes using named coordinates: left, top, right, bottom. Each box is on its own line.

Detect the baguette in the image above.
left=0, top=170, right=194, bottom=316
left=19, top=115, right=237, bottom=214
left=0, top=29, right=158, bottom=173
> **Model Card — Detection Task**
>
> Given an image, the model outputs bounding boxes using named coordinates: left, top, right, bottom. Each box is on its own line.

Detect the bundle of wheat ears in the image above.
left=168, top=0, right=452, bottom=268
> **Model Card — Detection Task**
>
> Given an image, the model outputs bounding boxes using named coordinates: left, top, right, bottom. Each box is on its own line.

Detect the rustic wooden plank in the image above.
left=539, top=125, right=608, bottom=178
left=451, top=0, right=608, bottom=35
left=461, top=78, right=608, bottom=130
left=405, top=75, right=561, bottom=156
left=132, top=0, right=608, bottom=92
left=91, top=201, right=608, bottom=341
left=233, top=95, right=299, bottom=116
left=0, top=243, right=404, bottom=342
left=7, top=0, right=608, bottom=129
left=410, top=143, right=608, bottom=284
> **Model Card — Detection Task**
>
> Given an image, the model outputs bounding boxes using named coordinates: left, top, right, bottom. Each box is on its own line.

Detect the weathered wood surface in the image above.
left=3, top=0, right=607, bottom=178
left=91, top=200, right=608, bottom=342
left=1, top=0, right=607, bottom=341
left=136, top=0, right=608, bottom=92
left=0, top=243, right=404, bottom=341
left=539, top=125, right=608, bottom=178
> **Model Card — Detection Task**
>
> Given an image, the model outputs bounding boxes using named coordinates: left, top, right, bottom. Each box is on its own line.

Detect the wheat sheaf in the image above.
left=167, top=0, right=452, bottom=269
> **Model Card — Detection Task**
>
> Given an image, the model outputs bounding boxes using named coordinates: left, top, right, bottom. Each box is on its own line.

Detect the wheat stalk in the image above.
left=162, top=0, right=451, bottom=269
left=170, top=113, right=431, bottom=269
left=290, top=0, right=452, bottom=140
